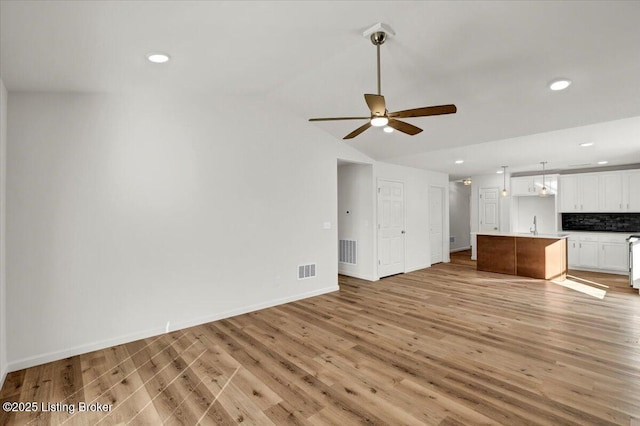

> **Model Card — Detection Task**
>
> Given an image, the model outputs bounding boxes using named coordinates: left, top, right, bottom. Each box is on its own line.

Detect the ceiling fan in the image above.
left=309, top=29, right=457, bottom=139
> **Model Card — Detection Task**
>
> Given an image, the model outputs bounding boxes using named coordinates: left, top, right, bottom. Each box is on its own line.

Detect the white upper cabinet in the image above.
left=511, top=177, right=536, bottom=196
left=560, top=175, right=579, bottom=212
left=579, top=174, right=599, bottom=211
left=624, top=170, right=640, bottom=212
left=560, top=170, right=640, bottom=212
left=511, top=175, right=557, bottom=196
left=560, top=174, right=597, bottom=212
left=599, top=173, right=624, bottom=211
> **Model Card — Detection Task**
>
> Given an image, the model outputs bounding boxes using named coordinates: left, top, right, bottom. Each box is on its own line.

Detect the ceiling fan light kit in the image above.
left=371, top=116, right=389, bottom=127
left=309, top=23, right=457, bottom=139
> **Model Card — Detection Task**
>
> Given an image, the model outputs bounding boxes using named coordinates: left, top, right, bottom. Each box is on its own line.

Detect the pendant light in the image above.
left=539, top=161, right=548, bottom=196
left=500, top=166, right=508, bottom=197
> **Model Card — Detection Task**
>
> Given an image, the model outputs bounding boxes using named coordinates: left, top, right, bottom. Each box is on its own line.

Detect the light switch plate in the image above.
left=323, top=222, right=331, bottom=229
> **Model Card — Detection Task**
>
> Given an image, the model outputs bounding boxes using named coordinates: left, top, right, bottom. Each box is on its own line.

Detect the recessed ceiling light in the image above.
left=455, top=160, right=464, bottom=164
left=597, top=160, right=608, bottom=165
left=383, top=126, right=394, bottom=133
left=579, top=142, right=594, bottom=147
left=496, top=170, right=504, bottom=174
left=147, top=53, right=170, bottom=63
left=549, top=78, right=571, bottom=91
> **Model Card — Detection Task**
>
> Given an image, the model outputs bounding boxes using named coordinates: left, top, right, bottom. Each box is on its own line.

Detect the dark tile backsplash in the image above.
left=562, top=213, right=640, bottom=232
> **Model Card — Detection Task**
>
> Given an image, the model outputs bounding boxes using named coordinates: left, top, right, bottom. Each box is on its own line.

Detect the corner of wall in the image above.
left=0, top=77, right=8, bottom=387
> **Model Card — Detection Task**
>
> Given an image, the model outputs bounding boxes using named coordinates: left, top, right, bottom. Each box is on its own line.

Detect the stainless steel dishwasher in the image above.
left=628, top=235, right=640, bottom=290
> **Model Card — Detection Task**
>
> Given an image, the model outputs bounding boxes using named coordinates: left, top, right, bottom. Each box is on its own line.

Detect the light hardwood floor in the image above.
left=2, top=251, right=639, bottom=425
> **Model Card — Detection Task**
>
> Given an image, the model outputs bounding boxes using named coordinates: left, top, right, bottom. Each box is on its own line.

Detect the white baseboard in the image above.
left=170, top=286, right=339, bottom=332
left=6, top=286, right=339, bottom=373
left=338, top=271, right=377, bottom=281
left=450, top=246, right=471, bottom=253
left=8, top=325, right=166, bottom=373
left=0, top=365, right=7, bottom=390
left=405, top=263, right=431, bottom=273
left=568, top=267, right=628, bottom=276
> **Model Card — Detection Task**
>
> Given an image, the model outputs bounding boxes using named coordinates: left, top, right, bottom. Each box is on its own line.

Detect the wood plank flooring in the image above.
left=2, top=251, right=639, bottom=425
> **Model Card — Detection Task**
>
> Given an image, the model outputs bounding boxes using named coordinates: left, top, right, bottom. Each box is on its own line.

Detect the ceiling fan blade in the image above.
left=344, top=122, right=372, bottom=139
left=389, top=104, right=457, bottom=118
left=387, top=119, right=423, bottom=136
left=309, top=116, right=370, bottom=122
left=364, top=94, right=386, bottom=116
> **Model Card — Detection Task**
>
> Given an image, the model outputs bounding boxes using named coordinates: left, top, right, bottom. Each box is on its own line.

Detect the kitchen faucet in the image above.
left=530, top=215, right=538, bottom=235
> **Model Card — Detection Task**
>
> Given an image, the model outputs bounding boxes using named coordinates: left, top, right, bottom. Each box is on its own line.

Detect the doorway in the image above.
left=377, top=179, right=405, bottom=278
left=337, top=161, right=375, bottom=281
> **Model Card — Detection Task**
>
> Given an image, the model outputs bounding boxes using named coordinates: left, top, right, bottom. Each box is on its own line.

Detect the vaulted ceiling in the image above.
left=2, top=1, right=640, bottom=180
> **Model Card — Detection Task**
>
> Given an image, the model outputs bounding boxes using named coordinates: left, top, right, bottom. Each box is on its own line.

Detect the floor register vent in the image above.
left=298, top=263, right=316, bottom=280
left=339, top=239, right=357, bottom=265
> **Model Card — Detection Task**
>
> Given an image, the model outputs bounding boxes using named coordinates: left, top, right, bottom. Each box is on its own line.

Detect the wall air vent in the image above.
left=339, top=239, right=357, bottom=265
left=298, top=264, right=316, bottom=280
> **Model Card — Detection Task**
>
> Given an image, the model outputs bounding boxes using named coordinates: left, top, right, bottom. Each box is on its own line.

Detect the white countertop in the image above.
left=475, top=231, right=569, bottom=239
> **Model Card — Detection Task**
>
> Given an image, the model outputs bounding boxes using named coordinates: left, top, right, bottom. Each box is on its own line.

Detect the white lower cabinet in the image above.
left=599, top=241, right=629, bottom=272
left=568, top=236, right=598, bottom=268
left=567, top=233, right=629, bottom=273
left=579, top=241, right=599, bottom=268
left=568, top=238, right=580, bottom=266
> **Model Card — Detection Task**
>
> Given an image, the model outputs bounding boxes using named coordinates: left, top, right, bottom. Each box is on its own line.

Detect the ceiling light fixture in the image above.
left=455, top=160, right=464, bottom=164
left=539, top=161, right=548, bottom=196
left=146, top=53, right=170, bottom=63
left=579, top=142, right=594, bottom=147
left=496, top=170, right=504, bottom=174
left=370, top=116, right=389, bottom=127
left=597, top=160, right=609, bottom=165
left=500, top=166, right=508, bottom=197
left=549, top=79, right=571, bottom=91
left=463, top=178, right=472, bottom=186
left=383, top=126, right=394, bottom=133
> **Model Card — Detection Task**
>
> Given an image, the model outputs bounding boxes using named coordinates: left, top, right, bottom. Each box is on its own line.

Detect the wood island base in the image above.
left=477, top=234, right=567, bottom=281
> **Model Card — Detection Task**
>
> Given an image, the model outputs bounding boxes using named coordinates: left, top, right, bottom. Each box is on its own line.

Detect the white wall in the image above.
left=513, top=196, right=556, bottom=234
left=337, top=163, right=375, bottom=281
left=0, top=79, right=7, bottom=385
left=4, top=91, right=448, bottom=370
left=374, top=163, right=450, bottom=272
left=6, top=91, right=361, bottom=370
left=449, top=182, right=471, bottom=251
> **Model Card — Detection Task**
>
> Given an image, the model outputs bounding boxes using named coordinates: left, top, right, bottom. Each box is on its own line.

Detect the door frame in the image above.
left=376, top=178, right=406, bottom=278
left=429, top=184, right=446, bottom=264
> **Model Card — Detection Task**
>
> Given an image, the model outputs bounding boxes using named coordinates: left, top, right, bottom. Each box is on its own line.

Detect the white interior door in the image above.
left=479, top=187, right=500, bottom=232
left=429, top=186, right=444, bottom=264
left=378, top=180, right=405, bottom=278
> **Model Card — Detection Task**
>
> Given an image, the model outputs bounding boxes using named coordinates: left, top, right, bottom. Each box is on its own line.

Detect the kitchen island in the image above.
left=476, top=232, right=568, bottom=280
